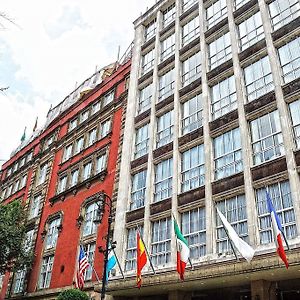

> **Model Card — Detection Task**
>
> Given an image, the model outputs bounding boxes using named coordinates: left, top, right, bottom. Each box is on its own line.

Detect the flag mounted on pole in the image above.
left=33, top=117, right=38, bottom=132
left=173, top=216, right=190, bottom=280
left=266, top=192, right=289, bottom=269
left=75, top=246, right=90, bottom=290
left=136, top=230, right=147, bottom=288
left=20, top=127, right=26, bottom=143
left=216, top=208, right=255, bottom=262
left=105, top=248, right=117, bottom=282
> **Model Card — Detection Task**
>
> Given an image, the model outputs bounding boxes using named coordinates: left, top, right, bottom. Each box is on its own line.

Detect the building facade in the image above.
left=0, top=58, right=131, bottom=300
left=111, top=0, right=300, bottom=299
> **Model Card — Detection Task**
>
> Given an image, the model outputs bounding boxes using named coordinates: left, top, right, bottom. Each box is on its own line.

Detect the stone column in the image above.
left=251, top=280, right=277, bottom=300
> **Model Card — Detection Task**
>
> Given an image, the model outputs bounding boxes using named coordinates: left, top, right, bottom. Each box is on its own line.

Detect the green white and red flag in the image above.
left=173, top=216, right=190, bottom=280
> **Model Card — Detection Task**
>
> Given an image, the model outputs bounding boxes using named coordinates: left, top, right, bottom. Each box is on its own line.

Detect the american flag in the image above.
left=75, top=246, right=90, bottom=290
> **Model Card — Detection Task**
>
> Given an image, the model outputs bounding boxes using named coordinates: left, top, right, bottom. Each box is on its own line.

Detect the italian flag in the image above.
left=174, top=217, right=190, bottom=280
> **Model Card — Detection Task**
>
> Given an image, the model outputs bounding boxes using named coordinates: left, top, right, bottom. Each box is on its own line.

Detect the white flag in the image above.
left=217, top=208, right=255, bottom=262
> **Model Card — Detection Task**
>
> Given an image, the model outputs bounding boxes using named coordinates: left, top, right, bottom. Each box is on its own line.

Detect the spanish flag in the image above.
left=136, top=231, right=147, bottom=288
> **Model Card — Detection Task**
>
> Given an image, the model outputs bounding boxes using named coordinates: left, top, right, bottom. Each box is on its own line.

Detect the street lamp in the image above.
left=93, top=191, right=115, bottom=300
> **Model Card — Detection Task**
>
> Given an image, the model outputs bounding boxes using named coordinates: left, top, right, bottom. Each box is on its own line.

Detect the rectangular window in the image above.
left=151, top=218, right=171, bottom=266
left=216, top=195, right=248, bottom=254
left=7, top=184, right=12, bottom=197
left=214, top=128, right=243, bottom=180
left=19, top=157, right=25, bottom=168
left=39, top=255, right=54, bottom=289
left=154, top=158, right=173, bottom=202
left=211, top=75, right=237, bottom=120
left=181, top=144, right=205, bottom=192
left=250, top=110, right=284, bottom=165
left=12, top=180, right=20, bottom=194
left=14, top=270, right=26, bottom=294
left=206, top=0, right=227, bottom=29
left=45, top=218, right=60, bottom=250
left=289, top=99, right=300, bottom=148
left=162, top=3, right=176, bottom=27
left=21, top=174, right=27, bottom=188
left=79, top=110, right=89, bottom=123
left=235, top=0, right=250, bottom=10
left=29, top=195, right=41, bottom=219
left=96, top=153, right=107, bottom=174
left=182, top=207, right=206, bottom=258
left=256, top=181, right=297, bottom=244
left=57, top=175, right=67, bottom=194
left=24, top=229, right=34, bottom=252
left=182, top=51, right=201, bottom=86
left=158, top=68, right=175, bottom=101
left=161, top=33, right=175, bottom=62
left=156, top=110, right=174, bottom=148
left=92, top=100, right=101, bottom=114
left=83, top=243, right=95, bottom=280
left=70, top=169, right=79, bottom=187
left=69, top=118, right=78, bottom=132
left=141, top=48, right=155, bottom=75
left=131, top=170, right=147, bottom=210
left=100, top=119, right=111, bottom=138
left=244, top=56, right=274, bottom=101
left=27, top=151, right=33, bottom=163
left=182, top=0, right=198, bottom=12
left=37, top=162, right=48, bottom=186
left=268, top=0, right=300, bottom=31
left=125, top=227, right=139, bottom=271
left=82, top=162, right=92, bottom=181
left=88, top=128, right=97, bottom=146
left=278, top=36, right=300, bottom=83
left=83, top=203, right=98, bottom=237
left=238, top=11, right=264, bottom=51
left=182, top=16, right=200, bottom=47
left=182, top=94, right=203, bottom=135
left=103, top=90, right=114, bottom=107
left=63, top=144, right=73, bottom=162
left=137, top=83, right=152, bottom=115
left=144, top=19, right=157, bottom=41
left=134, top=124, right=149, bottom=159
left=208, top=32, right=232, bottom=70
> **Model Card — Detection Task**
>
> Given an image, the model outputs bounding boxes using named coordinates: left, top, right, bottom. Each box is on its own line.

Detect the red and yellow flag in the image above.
left=136, top=231, right=147, bottom=288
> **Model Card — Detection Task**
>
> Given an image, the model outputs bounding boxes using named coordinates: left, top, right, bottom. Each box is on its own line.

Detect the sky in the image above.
left=0, top=0, right=154, bottom=166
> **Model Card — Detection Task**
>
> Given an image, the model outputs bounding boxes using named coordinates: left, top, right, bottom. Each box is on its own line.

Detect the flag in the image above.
left=75, top=246, right=90, bottom=290
left=266, top=192, right=289, bottom=268
left=173, top=216, right=190, bottom=280
left=216, top=208, right=255, bottom=262
left=105, top=248, right=117, bottom=282
left=136, top=231, right=147, bottom=288
left=20, top=127, right=26, bottom=143
left=33, top=117, right=38, bottom=132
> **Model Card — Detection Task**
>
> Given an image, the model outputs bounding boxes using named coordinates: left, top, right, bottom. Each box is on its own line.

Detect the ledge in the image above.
left=153, top=142, right=173, bottom=159
left=207, top=59, right=233, bottom=81
left=126, top=207, right=145, bottom=223
left=212, top=172, right=244, bottom=195
left=130, top=154, right=148, bottom=170
left=178, top=186, right=205, bottom=206
left=134, top=108, right=151, bottom=124
left=238, top=39, right=266, bottom=62
left=282, top=77, right=300, bottom=97
left=209, top=109, right=238, bottom=133
left=141, top=36, right=156, bottom=52
left=272, top=16, right=300, bottom=41
left=179, top=3, right=199, bottom=21
left=179, top=37, right=200, bottom=56
left=244, top=91, right=276, bottom=115
left=150, top=198, right=172, bottom=215
left=178, top=127, right=203, bottom=147
left=179, top=77, right=202, bottom=98
left=157, top=55, right=175, bottom=72
left=155, top=94, right=174, bottom=112
left=233, top=0, right=258, bottom=19
left=159, top=20, right=175, bottom=37
left=205, top=17, right=228, bottom=39
left=138, top=69, right=154, bottom=85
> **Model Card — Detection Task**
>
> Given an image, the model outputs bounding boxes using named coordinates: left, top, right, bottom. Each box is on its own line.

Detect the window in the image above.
left=278, top=37, right=300, bottom=83
left=95, top=153, right=107, bottom=174
left=103, top=90, right=114, bottom=106
left=216, top=195, right=248, bottom=254
left=141, top=48, right=155, bottom=75
left=161, top=33, right=175, bottom=61
left=29, top=195, right=41, bottom=219
left=206, top=0, right=227, bottom=29
left=156, top=110, right=173, bottom=148
left=92, top=100, right=101, bottom=114
left=7, top=168, right=12, bottom=177
left=162, top=3, right=176, bottom=27
left=100, top=119, right=111, bottom=138
left=7, top=184, right=12, bottom=197
left=75, top=137, right=84, bottom=155
left=244, top=56, right=274, bottom=101
left=88, top=128, right=97, bottom=146
left=14, top=270, right=26, bottom=294
left=250, top=110, right=284, bottom=165
left=63, top=144, right=73, bottom=162
left=289, top=99, right=300, bottom=148
left=24, top=229, right=34, bottom=252
left=182, top=94, right=203, bottom=135
left=182, top=0, right=197, bottom=12
left=151, top=218, right=171, bottom=266
left=80, top=110, right=89, bottom=123
left=45, top=218, right=60, bottom=250
left=211, top=75, right=237, bottom=120
left=182, top=51, right=201, bottom=86
left=256, top=181, right=297, bottom=244
left=238, top=11, right=264, bottom=51
left=19, top=157, right=25, bottom=168
left=82, top=162, right=92, bottom=181
left=70, top=169, right=79, bottom=187
left=181, top=144, right=205, bottom=192
left=235, top=0, right=250, bottom=10
left=214, top=128, right=243, bottom=180
left=83, top=243, right=95, bottom=280
left=21, top=174, right=27, bottom=188
left=158, top=68, right=175, bottom=101
left=57, top=175, right=67, bottom=194
left=83, top=203, right=98, bottom=237
left=138, top=84, right=152, bottom=114
left=208, top=32, right=232, bottom=70
left=12, top=180, right=20, bottom=194
left=182, top=207, right=206, bottom=258
left=125, top=227, right=138, bottom=271
left=131, top=170, right=147, bottom=210
left=69, top=118, right=78, bottom=132
left=27, top=151, right=33, bottom=163
left=134, top=124, right=149, bottom=159
left=268, top=0, right=300, bottom=31
left=39, top=255, right=54, bottom=289
left=144, top=19, right=157, bottom=41
left=37, top=162, right=48, bottom=185
left=182, top=16, right=200, bottom=46
left=154, top=158, right=173, bottom=202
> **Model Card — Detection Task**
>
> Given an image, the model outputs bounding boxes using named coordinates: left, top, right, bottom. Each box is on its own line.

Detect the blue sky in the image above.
left=0, top=0, right=154, bottom=165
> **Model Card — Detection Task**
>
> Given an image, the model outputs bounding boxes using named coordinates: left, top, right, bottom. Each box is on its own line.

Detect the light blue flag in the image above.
left=105, top=250, right=117, bottom=282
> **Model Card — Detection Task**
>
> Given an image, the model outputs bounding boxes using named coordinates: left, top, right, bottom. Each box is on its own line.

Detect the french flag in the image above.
left=266, top=192, right=289, bottom=269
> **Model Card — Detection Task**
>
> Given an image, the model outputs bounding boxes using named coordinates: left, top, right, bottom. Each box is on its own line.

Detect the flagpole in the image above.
left=137, top=226, right=156, bottom=275
left=92, top=265, right=102, bottom=284
left=281, top=232, right=290, bottom=251
left=111, top=247, right=125, bottom=279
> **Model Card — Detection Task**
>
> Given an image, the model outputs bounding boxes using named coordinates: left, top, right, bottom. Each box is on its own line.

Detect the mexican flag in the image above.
left=173, top=217, right=190, bottom=280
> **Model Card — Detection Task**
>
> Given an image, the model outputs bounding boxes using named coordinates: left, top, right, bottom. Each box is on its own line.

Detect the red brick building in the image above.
left=0, top=58, right=131, bottom=300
